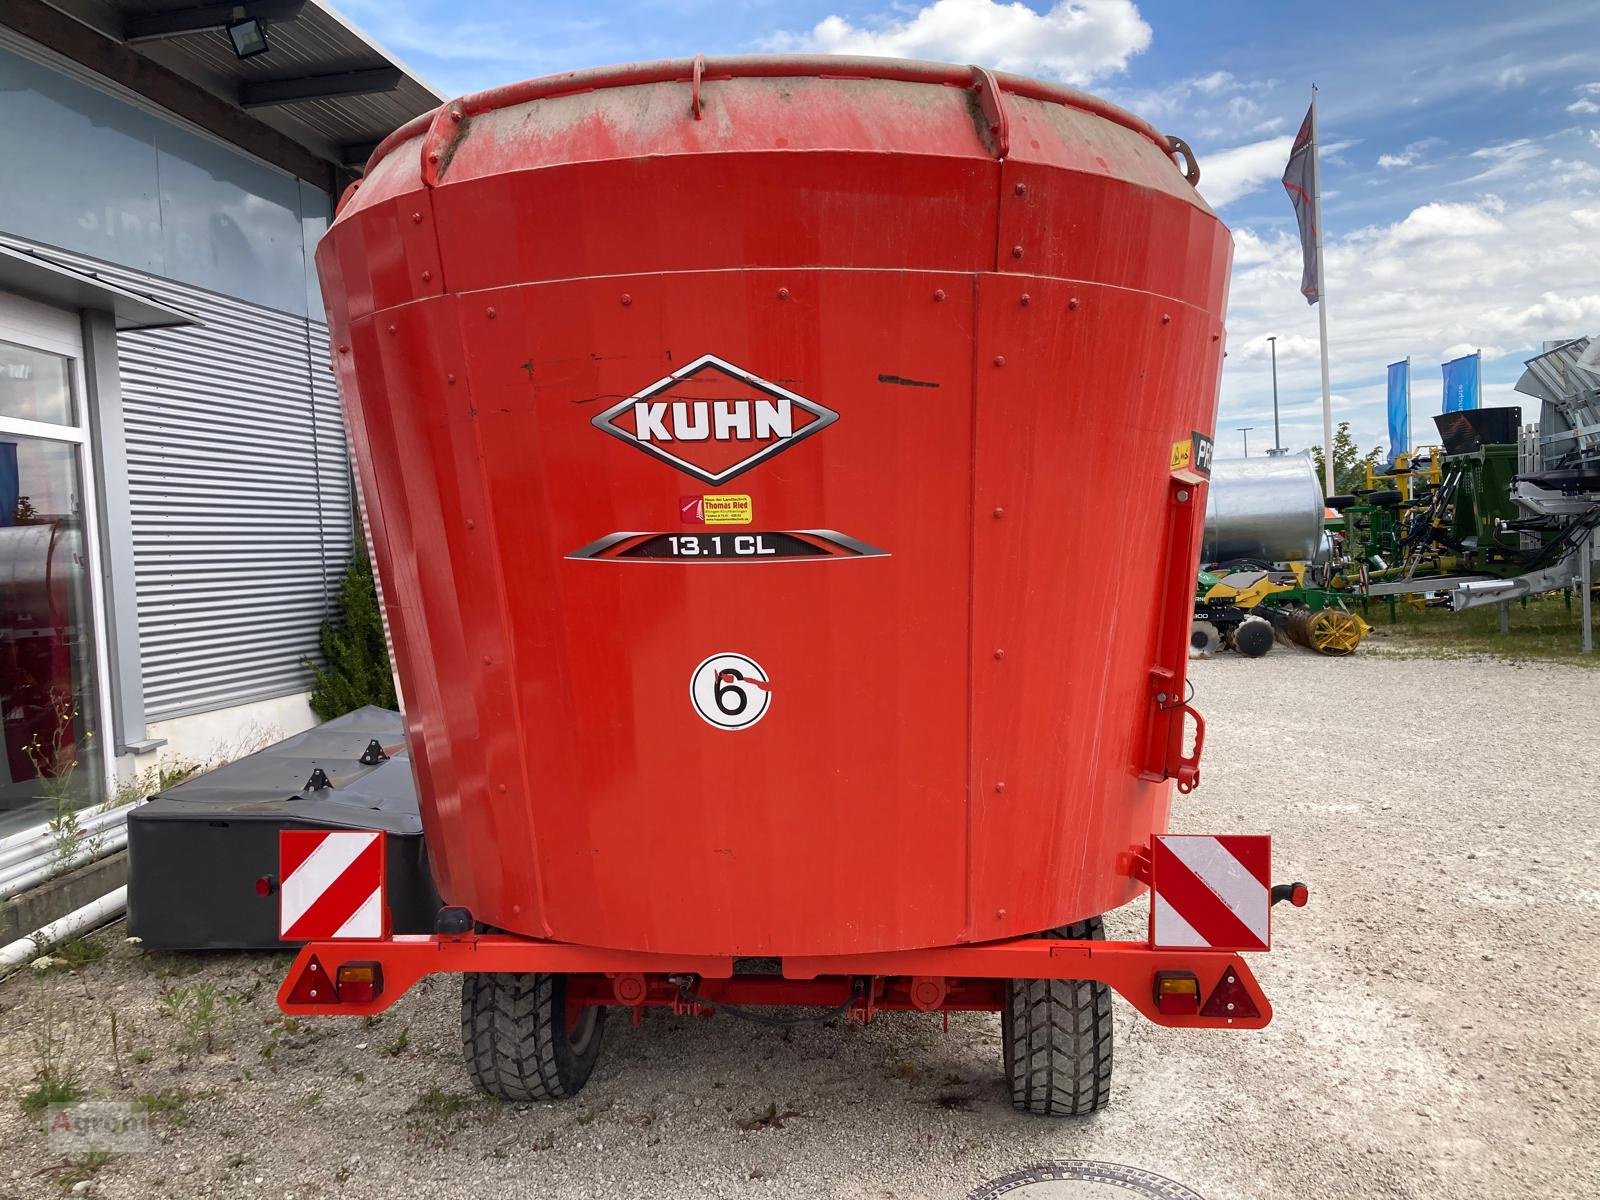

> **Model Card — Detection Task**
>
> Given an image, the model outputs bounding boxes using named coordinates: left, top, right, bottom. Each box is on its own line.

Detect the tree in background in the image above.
left=1308, top=422, right=1387, bottom=495
left=306, top=548, right=397, bottom=720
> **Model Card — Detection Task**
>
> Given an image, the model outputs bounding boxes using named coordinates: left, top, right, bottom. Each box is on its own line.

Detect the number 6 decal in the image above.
left=690, top=652, right=772, bottom=730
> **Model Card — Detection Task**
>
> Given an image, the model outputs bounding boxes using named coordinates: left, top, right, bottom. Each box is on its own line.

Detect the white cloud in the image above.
left=1195, top=135, right=1293, bottom=209
left=1462, top=137, right=1546, bottom=183
left=1570, top=99, right=1600, bottom=115
left=1550, top=156, right=1600, bottom=185
left=1376, top=137, right=1443, bottom=171
left=1219, top=195, right=1600, bottom=453
left=764, top=0, right=1151, bottom=84
left=1389, top=200, right=1503, bottom=242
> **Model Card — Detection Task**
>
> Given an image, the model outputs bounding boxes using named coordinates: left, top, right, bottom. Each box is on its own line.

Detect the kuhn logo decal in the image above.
left=592, top=355, right=836, bottom=485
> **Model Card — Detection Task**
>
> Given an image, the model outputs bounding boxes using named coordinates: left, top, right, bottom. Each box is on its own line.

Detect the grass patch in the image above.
left=54, top=1149, right=112, bottom=1191
left=40, top=936, right=108, bottom=973
left=136, top=1088, right=191, bottom=1126
left=22, top=987, right=82, bottom=1116
left=21, top=1076, right=81, bottom=1116
left=407, top=1086, right=487, bottom=1145
left=159, top=983, right=220, bottom=1059
left=410, top=1086, right=477, bottom=1121
left=1360, top=592, right=1599, bottom=665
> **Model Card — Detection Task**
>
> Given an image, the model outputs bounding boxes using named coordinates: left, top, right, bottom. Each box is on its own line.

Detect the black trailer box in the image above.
left=127, top=707, right=438, bottom=950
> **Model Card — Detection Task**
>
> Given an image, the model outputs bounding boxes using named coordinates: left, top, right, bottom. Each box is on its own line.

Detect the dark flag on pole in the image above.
left=1282, top=106, right=1320, bottom=305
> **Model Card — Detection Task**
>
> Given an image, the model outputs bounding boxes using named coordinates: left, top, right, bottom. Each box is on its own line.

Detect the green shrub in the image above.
left=306, top=548, right=397, bottom=720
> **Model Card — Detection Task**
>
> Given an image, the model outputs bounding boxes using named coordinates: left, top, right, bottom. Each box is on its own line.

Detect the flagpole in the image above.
left=1405, top=355, right=1412, bottom=456
left=1309, top=84, right=1335, bottom=495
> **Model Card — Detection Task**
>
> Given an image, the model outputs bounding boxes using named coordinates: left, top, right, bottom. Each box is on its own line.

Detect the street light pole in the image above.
left=1267, top=335, right=1281, bottom=452
left=1237, top=426, right=1254, bottom=457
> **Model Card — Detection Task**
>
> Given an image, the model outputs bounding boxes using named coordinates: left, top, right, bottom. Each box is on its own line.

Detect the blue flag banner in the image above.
left=1442, top=352, right=1480, bottom=412
left=1386, top=360, right=1409, bottom=463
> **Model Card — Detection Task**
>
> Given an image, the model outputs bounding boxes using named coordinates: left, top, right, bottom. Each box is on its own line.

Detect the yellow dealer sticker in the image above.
left=1169, top=432, right=1214, bottom=482
left=680, top=494, right=753, bottom=526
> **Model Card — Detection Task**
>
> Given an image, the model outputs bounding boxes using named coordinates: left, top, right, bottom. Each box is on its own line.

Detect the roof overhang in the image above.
left=6, top=0, right=445, bottom=188
left=0, top=243, right=199, bottom=330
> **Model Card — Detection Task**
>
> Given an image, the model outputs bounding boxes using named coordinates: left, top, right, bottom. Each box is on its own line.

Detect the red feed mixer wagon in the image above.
left=279, top=54, right=1308, bottom=1116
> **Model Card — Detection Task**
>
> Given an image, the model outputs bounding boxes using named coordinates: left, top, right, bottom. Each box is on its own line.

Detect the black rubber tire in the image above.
left=1001, top=916, right=1112, bottom=1117
left=1231, top=616, right=1275, bottom=658
left=461, top=972, right=606, bottom=1102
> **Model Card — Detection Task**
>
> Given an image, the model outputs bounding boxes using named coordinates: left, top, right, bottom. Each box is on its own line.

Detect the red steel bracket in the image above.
left=277, top=934, right=1270, bottom=1029
left=1175, top=702, right=1205, bottom=793
left=969, top=64, right=1010, bottom=159
left=420, top=100, right=467, bottom=187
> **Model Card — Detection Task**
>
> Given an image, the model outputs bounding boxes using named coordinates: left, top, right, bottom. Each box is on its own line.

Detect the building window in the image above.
left=0, top=328, right=108, bottom=835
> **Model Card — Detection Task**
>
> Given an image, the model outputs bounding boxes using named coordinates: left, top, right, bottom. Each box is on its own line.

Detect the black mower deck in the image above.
left=127, top=707, right=438, bottom=950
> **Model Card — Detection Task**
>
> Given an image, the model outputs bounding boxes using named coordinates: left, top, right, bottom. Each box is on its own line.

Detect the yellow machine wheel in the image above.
left=1303, top=608, right=1367, bottom=656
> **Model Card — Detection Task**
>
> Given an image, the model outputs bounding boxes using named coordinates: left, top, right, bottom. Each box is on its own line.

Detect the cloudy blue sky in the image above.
left=337, top=0, right=1600, bottom=458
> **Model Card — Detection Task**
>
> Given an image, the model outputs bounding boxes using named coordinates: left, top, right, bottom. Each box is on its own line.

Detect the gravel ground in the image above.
left=2, top=647, right=1598, bottom=1199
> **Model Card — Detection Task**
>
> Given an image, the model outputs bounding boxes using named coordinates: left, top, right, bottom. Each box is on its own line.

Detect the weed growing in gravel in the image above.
left=107, top=1010, right=129, bottom=1090
left=260, top=1014, right=300, bottom=1058
left=52, top=1149, right=111, bottom=1191
left=379, top=1027, right=409, bottom=1057
left=150, top=953, right=202, bottom=980
left=736, top=1102, right=807, bottom=1132
left=21, top=987, right=82, bottom=1116
left=21, top=1074, right=80, bottom=1116
left=159, top=983, right=219, bottom=1059
left=32, top=936, right=109, bottom=975
left=407, top=1086, right=487, bottom=1146
left=135, top=1089, right=190, bottom=1126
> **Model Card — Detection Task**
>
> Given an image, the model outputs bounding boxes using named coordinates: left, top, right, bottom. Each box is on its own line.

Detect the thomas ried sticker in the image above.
left=690, top=653, right=771, bottom=730
left=681, top=494, right=754, bottom=525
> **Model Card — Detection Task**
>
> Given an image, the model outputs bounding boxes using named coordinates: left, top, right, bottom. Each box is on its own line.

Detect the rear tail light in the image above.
left=336, top=961, right=384, bottom=1003
left=1153, top=971, right=1200, bottom=1015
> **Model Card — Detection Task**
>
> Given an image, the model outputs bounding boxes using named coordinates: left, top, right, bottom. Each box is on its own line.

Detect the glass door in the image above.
left=0, top=296, right=111, bottom=837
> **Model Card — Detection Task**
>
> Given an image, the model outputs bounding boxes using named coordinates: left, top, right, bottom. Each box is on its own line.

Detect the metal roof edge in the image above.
left=0, top=243, right=201, bottom=329
left=311, top=0, right=447, bottom=105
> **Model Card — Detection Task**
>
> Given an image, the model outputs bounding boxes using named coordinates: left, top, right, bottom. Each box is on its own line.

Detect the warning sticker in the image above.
left=681, top=495, right=753, bottom=526
left=1170, top=431, right=1214, bottom=483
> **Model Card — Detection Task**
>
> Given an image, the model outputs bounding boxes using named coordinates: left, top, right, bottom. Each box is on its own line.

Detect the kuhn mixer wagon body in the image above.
left=279, top=55, right=1305, bottom=1116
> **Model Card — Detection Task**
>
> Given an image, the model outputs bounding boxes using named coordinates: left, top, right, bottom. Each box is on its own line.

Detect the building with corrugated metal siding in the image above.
left=0, top=1, right=441, bottom=852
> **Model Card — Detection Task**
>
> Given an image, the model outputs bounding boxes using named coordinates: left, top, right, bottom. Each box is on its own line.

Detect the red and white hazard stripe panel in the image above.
left=279, top=830, right=387, bottom=940
left=1150, top=834, right=1271, bottom=951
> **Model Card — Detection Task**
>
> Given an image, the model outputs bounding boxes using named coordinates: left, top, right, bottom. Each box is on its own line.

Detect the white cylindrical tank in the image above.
left=0, top=523, right=81, bottom=625
left=1202, top=454, right=1325, bottom=564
